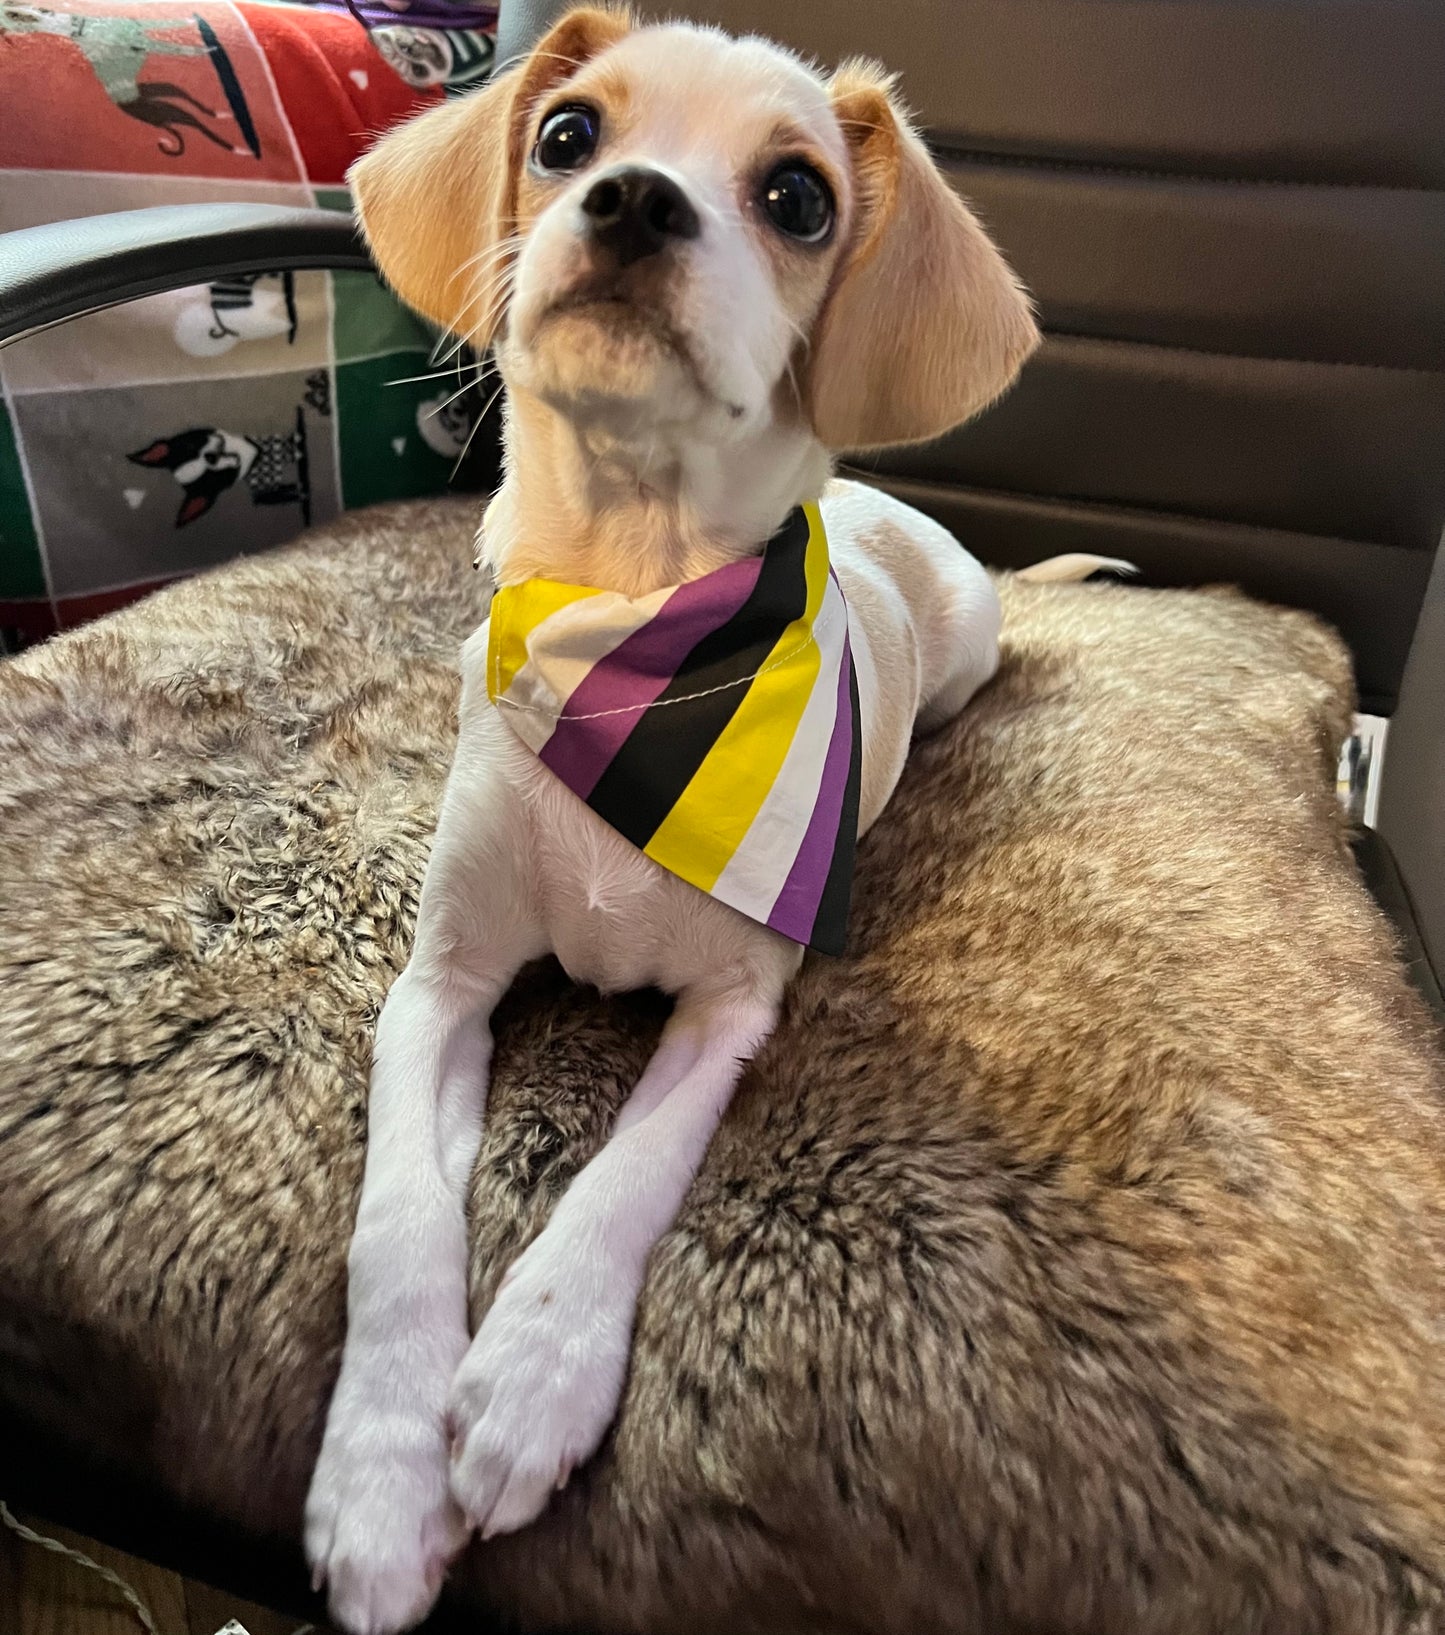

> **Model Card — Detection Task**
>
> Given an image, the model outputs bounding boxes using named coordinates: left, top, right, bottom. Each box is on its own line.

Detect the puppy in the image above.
left=306, top=10, right=1042, bottom=1631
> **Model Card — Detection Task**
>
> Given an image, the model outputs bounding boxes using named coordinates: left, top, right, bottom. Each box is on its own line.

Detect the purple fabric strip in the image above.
left=767, top=611, right=855, bottom=943
left=314, top=0, right=497, bottom=32
left=539, top=554, right=764, bottom=799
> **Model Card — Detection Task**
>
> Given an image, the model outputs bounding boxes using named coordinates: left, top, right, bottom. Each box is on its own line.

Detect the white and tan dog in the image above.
left=306, top=9, right=1049, bottom=1630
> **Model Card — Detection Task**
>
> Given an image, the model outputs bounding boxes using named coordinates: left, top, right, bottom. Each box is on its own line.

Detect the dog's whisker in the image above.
left=469, top=247, right=519, bottom=287
left=446, top=261, right=518, bottom=340
left=456, top=236, right=514, bottom=269
left=447, top=236, right=518, bottom=288
left=450, top=378, right=507, bottom=481
left=422, top=373, right=497, bottom=420
left=431, top=331, right=474, bottom=367
left=432, top=303, right=503, bottom=365
left=780, top=309, right=813, bottom=360
left=440, top=281, right=512, bottom=334
left=384, top=362, right=487, bottom=388
left=444, top=238, right=526, bottom=309
left=462, top=266, right=519, bottom=312
left=494, top=46, right=584, bottom=76
left=780, top=345, right=802, bottom=405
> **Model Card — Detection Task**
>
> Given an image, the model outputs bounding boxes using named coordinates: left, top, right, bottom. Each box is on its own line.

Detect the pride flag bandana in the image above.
left=485, top=503, right=862, bottom=954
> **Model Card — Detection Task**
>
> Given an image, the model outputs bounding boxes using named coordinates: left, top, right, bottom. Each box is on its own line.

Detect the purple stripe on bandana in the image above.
left=540, top=554, right=765, bottom=798
left=767, top=608, right=855, bottom=943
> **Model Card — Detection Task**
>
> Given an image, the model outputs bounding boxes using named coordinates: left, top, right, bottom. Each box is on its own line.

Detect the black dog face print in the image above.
left=130, top=408, right=312, bottom=527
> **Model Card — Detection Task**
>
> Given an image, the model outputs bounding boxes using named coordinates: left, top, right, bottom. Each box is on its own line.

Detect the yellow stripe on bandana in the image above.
left=489, top=578, right=601, bottom=699
left=643, top=503, right=830, bottom=893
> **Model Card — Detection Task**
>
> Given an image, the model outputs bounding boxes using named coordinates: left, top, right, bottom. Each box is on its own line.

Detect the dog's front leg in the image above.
left=447, top=961, right=794, bottom=1538
left=306, top=769, right=537, bottom=1635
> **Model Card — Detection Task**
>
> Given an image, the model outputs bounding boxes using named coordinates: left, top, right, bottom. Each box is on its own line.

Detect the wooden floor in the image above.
left=0, top=1511, right=306, bottom=1635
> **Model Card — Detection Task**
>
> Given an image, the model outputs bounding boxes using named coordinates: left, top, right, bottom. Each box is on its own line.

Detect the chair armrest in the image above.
left=0, top=203, right=373, bottom=349
left=1378, top=539, right=1445, bottom=1013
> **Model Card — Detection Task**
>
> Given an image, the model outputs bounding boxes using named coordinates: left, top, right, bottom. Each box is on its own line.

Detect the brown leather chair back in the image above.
left=678, top=0, right=1444, bottom=719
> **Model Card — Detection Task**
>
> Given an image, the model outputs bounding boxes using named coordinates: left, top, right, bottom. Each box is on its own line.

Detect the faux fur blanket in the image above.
left=1, top=498, right=1443, bottom=1635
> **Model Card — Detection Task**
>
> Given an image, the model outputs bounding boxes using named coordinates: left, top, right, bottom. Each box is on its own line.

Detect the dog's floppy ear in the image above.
left=350, top=6, right=631, bottom=340
left=129, top=439, right=174, bottom=467
left=807, top=62, right=1040, bottom=452
left=176, top=490, right=217, bottom=527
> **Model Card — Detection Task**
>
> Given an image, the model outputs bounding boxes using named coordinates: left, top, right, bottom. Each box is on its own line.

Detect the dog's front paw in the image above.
left=447, top=1231, right=632, bottom=1538
left=306, top=1379, right=469, bottom=1635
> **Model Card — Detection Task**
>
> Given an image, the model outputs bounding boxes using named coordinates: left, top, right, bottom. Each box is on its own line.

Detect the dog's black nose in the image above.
left=580, top=167, right=700, bottom=266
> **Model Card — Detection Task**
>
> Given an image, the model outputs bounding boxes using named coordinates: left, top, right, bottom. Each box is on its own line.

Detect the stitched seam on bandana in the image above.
left=492, top=606, right=843, bottom=722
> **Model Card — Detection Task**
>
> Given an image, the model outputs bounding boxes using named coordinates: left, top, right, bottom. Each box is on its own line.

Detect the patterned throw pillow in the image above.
left=0, top=0, right=496, bottom=654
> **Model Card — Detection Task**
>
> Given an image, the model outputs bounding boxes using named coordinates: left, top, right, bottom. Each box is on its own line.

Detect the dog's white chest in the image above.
left=472, top=705, right=778, bottom=995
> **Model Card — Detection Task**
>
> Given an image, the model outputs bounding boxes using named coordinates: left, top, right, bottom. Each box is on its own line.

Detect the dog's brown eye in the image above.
left=760, top=162, right=834, bottom=243
left=534, top=104, right=600, bottom=172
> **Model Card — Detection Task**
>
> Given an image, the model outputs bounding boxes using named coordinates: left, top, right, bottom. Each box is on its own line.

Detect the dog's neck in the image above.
left=481, top=387, right=831, bottom=599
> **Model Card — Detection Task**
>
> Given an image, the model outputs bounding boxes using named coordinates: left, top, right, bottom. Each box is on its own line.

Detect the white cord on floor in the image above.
left=1, top=1499, right=162, bottom=1635
left=0, top=1498, right=315, bottom=1635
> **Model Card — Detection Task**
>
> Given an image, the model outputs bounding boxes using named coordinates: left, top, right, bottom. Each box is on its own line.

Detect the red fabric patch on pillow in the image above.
left=234, top=1, right=441, bottom=184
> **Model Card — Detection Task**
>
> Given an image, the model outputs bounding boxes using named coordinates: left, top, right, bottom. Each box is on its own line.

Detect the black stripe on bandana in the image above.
left=585, top=506, right=812, bottom=849
left=808, top=648, right=863, bottom=956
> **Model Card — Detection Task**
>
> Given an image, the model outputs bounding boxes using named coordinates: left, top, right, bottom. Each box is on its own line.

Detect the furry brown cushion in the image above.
left=1, top=498, right=1443, bottom=1635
